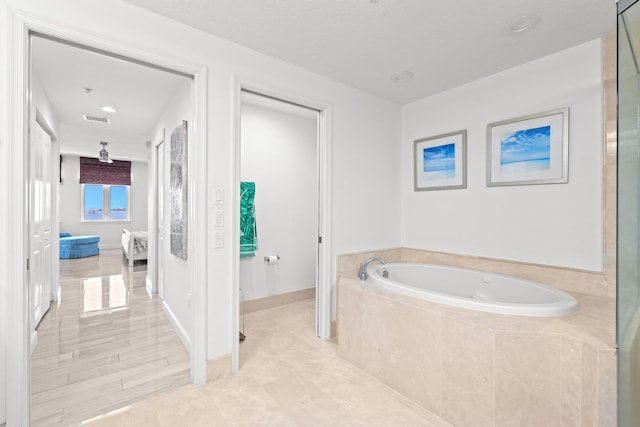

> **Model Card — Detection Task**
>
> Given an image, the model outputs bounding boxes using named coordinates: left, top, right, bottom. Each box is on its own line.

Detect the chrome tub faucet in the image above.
left=357, top=257, right=386, bottom=280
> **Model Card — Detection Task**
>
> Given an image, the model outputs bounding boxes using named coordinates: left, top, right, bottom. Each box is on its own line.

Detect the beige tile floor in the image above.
left=31, top=249, right=190, bottom=426
left=85, top=298, right=452, bottom=426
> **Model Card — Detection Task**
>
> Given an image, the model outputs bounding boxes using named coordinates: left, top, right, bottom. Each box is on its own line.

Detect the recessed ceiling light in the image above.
left=510, top=14, right=540, bottom=33
left=391, top=71, right=414, bottom=83
left=101, top=106, right=117, bottom=114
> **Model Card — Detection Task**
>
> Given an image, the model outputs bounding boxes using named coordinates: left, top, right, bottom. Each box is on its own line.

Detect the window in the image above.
left=82, top=184, right=130, bottom=221
left=79, top=156, right=132, bottom=222
left=110, top=185, right=128, bottom=220
left=84, top=184, right=104, bottom=220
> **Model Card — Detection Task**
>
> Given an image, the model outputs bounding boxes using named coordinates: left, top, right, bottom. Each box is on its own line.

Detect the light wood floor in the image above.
left=31, top=249, right=190, bottom=426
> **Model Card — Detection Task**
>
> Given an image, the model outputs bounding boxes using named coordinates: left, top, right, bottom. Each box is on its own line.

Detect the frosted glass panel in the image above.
left=618, top=2, right=640, bottom=424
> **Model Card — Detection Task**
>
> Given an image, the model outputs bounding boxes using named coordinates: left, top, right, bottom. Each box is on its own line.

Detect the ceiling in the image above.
left=30, top=1, right=617, bottom=160
left=122, top=0, right=616, bottom=105
left=30, top=35, right=315, bottom=160
left=31, top=36, right=189, bottom=159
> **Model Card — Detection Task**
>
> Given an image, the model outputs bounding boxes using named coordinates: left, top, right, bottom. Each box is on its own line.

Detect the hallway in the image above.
left=30, top=249, right=190, bottom=426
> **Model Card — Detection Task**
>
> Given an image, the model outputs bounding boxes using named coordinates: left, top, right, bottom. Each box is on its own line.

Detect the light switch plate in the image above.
left=214, top=188, right=224, bottom=205
left=215, top=210, right=224, bottom=226
left=214, top=231, right=224, bottom=248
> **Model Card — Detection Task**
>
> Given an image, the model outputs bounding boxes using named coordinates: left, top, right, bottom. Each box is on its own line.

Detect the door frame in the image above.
left=231, top=79, right=333, bottom=372
left=5, top=10, right=209, bottom=425
left=148, top=131, right=166, bottom=297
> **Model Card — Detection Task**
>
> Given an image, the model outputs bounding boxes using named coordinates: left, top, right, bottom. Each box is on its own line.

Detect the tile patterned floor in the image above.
left=85, top=298, right=451, bottom=426
left=31, top=249, right=190, bottom=426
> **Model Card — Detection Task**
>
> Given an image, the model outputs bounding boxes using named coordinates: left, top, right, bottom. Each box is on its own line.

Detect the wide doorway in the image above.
left=27, top=33, right=195, bottom=425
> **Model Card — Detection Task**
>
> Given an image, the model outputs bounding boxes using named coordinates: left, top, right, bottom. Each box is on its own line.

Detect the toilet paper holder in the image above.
left=264, top=255, right=281, bottom=263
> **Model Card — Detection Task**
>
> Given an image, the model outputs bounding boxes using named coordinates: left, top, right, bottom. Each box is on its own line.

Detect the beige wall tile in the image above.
left=560, top=338, right=582, bottom=426
left=336, top=281, right=364, bottom=367
left=581, top=343, right=598, bottom=427
left=495, top=333, right=582, bottom=427
left=441, top=315, right=495, bottom=427
left=361, top=291, right=391, bottom=381
left=398, top=248, right=609, bottom=297
left=597, top=349, right=617, bottom=426
left=336, top=248, right=402, bottom=279
left=358, top=290, right=444, bottom=415
left=337, top=260, right=614, bottom=426
left=382, top=298, right=442, bottom=415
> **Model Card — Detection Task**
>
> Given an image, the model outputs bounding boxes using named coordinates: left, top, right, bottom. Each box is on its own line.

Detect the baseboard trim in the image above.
left=242, top=287, right=315, bottom=314
left=99, top=243, right=121, bottom=250
left=162, top=300, right=191, bottom=354
left=207, top=353, right=232, bottom=383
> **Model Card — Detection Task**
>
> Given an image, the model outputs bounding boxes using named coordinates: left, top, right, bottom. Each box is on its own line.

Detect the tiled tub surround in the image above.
left=336, top=248, right=616, bottom=426
left=337, top=248, right=614, bottom=298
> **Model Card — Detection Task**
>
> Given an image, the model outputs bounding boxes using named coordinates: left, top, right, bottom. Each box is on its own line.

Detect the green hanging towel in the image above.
left=240, top=182, right=258, bottom=257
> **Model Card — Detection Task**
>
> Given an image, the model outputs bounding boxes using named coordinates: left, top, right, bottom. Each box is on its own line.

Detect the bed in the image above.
left=122, top=229, right=149, bottom=267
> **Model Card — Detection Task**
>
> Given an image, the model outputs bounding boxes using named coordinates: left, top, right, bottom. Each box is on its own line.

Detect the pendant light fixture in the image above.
left=99, top=141, right=113, bottom=163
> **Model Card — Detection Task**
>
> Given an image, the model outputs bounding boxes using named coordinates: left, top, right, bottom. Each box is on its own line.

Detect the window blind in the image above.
left=79, top=157, right=131, bottom=185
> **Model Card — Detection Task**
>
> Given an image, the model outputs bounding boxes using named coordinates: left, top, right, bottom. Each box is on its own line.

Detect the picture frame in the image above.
left=170, top=120, right=188, bottom=260
left=414, top=130, right=467, bottom=191
left=487, top=108, right=569, bottom=186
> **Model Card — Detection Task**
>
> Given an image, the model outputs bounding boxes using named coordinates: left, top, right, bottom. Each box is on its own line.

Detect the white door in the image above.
left=157, top=140, right=165, bottom=298
left=30, top=120, right=53, bottom=333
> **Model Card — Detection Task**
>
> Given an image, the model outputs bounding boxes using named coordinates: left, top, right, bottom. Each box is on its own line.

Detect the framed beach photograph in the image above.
left=487, top=108, right=569, bottom=186
left=414, top=130, right=467, bottom=191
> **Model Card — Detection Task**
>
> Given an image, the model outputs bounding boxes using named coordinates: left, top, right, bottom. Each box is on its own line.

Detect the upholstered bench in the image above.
left=59, top=232, right=100, bottom=259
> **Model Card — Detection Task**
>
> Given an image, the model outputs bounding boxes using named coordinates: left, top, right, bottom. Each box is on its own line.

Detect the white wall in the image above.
left=0, top=2, right=6, bottom=420
left=149, top=78, right=192, bottom=348
left=0, top=0, right=401, bottom=369
left=31, top=74, right=60, bottom=139
left=240, top=102, right=317, bottom=301
left=58, top=154, right=148, bottom=248
left=401, top=39, right=603, bottom=271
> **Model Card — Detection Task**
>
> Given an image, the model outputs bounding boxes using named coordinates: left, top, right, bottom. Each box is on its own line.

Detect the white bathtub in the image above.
left=366, top=263, right=578, bottom=317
